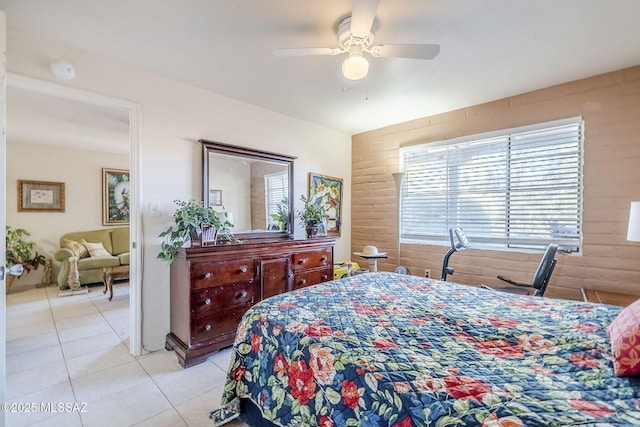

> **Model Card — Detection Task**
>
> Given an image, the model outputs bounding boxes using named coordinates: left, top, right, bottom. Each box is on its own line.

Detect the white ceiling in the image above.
left=2, top=0, right=640, bottom=142
left=7, top=85, right=131, bottom=153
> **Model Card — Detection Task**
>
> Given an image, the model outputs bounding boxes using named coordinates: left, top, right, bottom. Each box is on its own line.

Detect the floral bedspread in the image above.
left=211, top=272, right=640, bottom=426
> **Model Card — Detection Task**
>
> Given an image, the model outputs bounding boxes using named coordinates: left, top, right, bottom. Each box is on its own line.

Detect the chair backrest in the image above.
left=531, top=244, right=558, bottom=297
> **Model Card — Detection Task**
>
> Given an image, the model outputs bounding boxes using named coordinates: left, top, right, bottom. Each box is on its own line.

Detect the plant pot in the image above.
left=189, top=230, right=202, bottom=247
left=305, top=225, right=319, bottom=239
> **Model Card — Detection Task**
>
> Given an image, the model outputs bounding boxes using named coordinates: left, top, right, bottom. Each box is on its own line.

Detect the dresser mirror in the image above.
left=201, top=139, right=296, bottom=241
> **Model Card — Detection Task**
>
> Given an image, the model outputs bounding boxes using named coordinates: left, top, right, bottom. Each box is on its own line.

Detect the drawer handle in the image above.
left=240, top=266, right=248, bottom=273
left=204, top=272, right=212, bottom=279
left=299, top=279, right=307, bottom=286
left=321, top=256, right=327, bottom=262
left=322, top=275, right=328, bottom=280
left=204, top=324, right=212, bottom=331
left=236, top=291, right=248, bottom=299
left=298, top=258, right=307, bottom=264
left=204, top=298, right=211, bottom=305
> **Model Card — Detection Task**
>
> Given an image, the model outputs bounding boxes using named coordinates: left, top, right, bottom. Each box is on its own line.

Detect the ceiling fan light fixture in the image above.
left=342, top=53, right=369, bottom=81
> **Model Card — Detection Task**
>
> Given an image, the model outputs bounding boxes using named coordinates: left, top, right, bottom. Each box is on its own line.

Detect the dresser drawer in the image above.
left=192, top=306, right=250, bottom=343
left=292, top=267, right=332, bottom=290
left=191, top=282, right=256, bottom=316
left=292, top=249, right=332, bottom=272
left=191, top=258, right=255, bottom=289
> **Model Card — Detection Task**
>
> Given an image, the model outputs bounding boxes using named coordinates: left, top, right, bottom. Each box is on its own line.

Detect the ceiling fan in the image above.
left=272, top=0, right=440, bottom=81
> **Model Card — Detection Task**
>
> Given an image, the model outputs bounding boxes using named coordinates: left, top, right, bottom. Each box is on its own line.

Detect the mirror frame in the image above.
left=200, top=139, right=296, bottom=241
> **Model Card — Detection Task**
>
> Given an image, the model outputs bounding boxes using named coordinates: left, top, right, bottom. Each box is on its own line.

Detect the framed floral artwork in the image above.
left=102, top=168, right=130, bottom=225
left=309, top=172, right=343, bottom=237
left=17, top=180, right=65, bottom=212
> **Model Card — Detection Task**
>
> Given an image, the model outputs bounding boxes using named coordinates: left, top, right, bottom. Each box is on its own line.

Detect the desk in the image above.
left=581, top=289, right=639, bottom=307
left=103, top=265, right=129, bottom=301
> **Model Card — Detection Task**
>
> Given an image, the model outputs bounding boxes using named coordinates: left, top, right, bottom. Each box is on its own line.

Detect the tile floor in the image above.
left=5, top=282, right=248, bottom=427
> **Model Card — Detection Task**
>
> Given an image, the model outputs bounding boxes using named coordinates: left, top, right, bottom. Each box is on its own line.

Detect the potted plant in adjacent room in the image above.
left=157, top=199, right=236, bottom=263
left=297, top=194, right=324, bottom=238
left=5, top=226, right=46, bottom=293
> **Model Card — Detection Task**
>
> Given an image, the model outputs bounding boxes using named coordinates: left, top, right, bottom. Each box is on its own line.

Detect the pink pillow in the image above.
left=607, top=298, right=640, bottom=376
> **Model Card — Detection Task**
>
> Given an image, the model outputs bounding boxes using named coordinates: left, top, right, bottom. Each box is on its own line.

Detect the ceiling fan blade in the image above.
left=272, top=47, right=342, bottom=57
left=350, top=0, right=380, bottom=38
left=370, top=44, right=440, bottom=60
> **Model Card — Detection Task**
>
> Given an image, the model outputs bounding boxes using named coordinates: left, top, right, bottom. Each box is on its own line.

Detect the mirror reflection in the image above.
left=201, top=140, right=295, bottom=240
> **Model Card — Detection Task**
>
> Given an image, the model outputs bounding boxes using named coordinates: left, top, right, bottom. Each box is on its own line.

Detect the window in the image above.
left=265, top=171, right=289, bottom=230
left=399, top=117, right=583, bottom=252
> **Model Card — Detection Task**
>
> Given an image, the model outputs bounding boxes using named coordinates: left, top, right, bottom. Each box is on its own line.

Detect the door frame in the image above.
left=7, top=73, right=143, bottom=356
left=1, top=11, right=7, bottom=427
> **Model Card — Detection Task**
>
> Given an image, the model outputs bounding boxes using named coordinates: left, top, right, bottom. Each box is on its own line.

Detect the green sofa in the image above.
left=54, top=227, right=129, bottom=288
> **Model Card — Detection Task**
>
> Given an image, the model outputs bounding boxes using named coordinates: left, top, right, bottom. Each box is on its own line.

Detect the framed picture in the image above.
left=309, top=172, right=343, bottom=237
left=209, top=189, right=222, bottom=206
left=17, top=180, right=65, bottom=212
left=102, top=168, right=130, bottom=225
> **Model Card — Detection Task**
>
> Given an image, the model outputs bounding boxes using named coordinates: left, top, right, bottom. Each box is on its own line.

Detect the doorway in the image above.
left=5, top=73, right=142, bottom=355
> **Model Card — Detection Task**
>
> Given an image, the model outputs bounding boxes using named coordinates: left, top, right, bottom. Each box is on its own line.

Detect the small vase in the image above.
left=305, top=225, right=319, bottom=239
left=189, top=230, right=202, bottom=247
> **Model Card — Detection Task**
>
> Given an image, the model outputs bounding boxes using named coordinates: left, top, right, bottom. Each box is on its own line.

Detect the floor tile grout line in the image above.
left=5, top=284, right=235, bottom=426
left=7, top=283, right=225, bottom=427
left=47, top=284, right=131, bottom=425
left=134, top=357, right=193, bottom=426
left=46, top=285, right=90, bottom=427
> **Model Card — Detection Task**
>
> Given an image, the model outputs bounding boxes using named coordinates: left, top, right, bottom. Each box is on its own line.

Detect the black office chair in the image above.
left=481, top=244, right=558, bottom=297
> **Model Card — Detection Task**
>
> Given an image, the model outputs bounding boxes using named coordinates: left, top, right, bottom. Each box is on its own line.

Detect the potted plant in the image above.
left=157, top=200, right=236, bottom=262
left=297, top=195, right=324, bottom=238
left=5, top=226, right=46, bottom=293
left=269, top=197, right=290, bottom=231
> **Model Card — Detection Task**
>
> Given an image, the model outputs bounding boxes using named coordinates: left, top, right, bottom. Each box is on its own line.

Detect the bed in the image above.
left=211, top=272, right=640, bottom=426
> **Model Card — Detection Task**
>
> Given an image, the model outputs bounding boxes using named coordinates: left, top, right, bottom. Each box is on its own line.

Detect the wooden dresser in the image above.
left=165, top=238, right=334, bottom=367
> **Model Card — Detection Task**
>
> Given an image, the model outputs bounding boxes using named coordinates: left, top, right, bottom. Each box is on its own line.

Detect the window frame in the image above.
left=264, top=171, right=289, bottom=230
left=398, top=116, right=584, bottom=253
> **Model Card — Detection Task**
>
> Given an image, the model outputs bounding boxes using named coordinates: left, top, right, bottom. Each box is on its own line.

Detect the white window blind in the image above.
left=399, top=117, right=583, bottom=252
left=265, top=172, right=288, bottom=229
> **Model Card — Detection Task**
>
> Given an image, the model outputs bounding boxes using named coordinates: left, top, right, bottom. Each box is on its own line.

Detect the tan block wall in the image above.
left=352, top=66, right=640, bottom=299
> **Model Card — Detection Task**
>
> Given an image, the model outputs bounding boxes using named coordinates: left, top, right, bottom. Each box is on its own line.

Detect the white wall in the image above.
left=6, top=141, right=128, bottom=286
left=6, top=31, right=352, bottom=351
left=209, top=156, right=251, bottom=231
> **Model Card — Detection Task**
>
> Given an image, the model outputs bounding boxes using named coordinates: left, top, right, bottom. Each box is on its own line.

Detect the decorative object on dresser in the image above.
left=165, top=238, right=335, bottom=368
left=308, top=172, right=343, bottom=236
left=297, top=194, right=324, bottom=238
left=269, top=197, right=290, bottom=232
left=157, top=200, right=236, bottom=263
